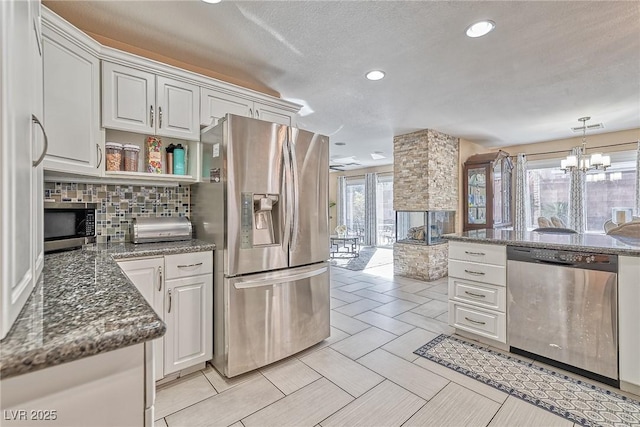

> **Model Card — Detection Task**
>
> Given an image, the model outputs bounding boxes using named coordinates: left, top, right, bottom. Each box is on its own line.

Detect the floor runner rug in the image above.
left=414, top=334, right=640, bottom=427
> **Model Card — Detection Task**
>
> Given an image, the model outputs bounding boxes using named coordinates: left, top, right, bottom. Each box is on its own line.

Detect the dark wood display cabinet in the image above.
left=463, top=150, right=513, bottom=231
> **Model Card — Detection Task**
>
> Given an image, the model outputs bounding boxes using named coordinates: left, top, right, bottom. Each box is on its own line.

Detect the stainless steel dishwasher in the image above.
left=507, top=246, right=618, bottom=386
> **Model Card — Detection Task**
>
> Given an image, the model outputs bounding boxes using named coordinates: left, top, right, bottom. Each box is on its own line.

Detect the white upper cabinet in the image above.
left=200, top=88, right=294, bottom=127
left=1, top=0, right=45, bottom=340
left=42, top=16, right=102, bottom=175
left=102, top=62, right=200, bottom=141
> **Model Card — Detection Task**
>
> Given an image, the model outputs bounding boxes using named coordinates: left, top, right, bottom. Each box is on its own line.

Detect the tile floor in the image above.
left=154, top=264, right=635, bottom=427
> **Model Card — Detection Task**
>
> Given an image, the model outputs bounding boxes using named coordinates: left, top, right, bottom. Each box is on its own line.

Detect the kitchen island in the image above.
left=0, top=239, right=214, bottom=426
left=443, top=229, right=640, bottom=395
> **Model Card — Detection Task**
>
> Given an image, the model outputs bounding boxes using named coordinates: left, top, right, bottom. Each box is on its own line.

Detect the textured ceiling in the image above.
left=44, top=0, right=640, bottom=168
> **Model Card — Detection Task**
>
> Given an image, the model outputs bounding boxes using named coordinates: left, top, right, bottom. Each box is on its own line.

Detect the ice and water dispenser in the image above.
left=240, top=193, right=280, bottom=248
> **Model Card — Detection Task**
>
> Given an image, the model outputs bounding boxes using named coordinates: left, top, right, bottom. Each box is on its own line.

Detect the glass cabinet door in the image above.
left=467, top=167, right=487, bottom=225
left=493, top=161, right=503, bottom=225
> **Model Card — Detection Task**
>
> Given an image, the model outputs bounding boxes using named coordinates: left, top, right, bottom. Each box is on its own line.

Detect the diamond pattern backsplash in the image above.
left=44, top=182, right=190, bottom=243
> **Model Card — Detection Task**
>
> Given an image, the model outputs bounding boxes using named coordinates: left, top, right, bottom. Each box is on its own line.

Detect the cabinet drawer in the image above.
left=448, top=241, right=506, bottom=266
left=448, top=301, right=506, bottom=343
left=448, top=259, right=506, bottom=286
left=165, top=251, right=213, bottom=279
left=448, top=278, right=506, bottom=312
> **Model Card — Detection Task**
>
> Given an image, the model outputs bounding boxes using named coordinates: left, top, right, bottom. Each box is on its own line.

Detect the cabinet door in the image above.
left=254, top=101, right=293, bottom=126
left=156, top=76, right=200, bottom=141
left=0, top=0, right=38, bottom=340
left=31, top=0, right=44, bottom=280
left=102, top=61, right=155, bottom=133
left=200, top=88, right=252, bottom=127
left=118, top=258, right=164, bottom=381
left=42, top=28, right=102, bottom=175
left=164, top=274, right=212, bottom=375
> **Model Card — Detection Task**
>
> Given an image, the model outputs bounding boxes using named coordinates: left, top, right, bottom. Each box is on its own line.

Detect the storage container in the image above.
left=173, top=144, right=185, bottom=175
left=123, top=144, right=140, bottom=172
left=146, top=136, right=162, bottom=173
left=105, top=142, right=123, bottom=171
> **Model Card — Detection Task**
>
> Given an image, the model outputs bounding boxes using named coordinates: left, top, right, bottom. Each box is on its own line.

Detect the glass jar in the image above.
left=123, top=144, right=140, bottom=172
left=105, top=142, right=123, bottom=171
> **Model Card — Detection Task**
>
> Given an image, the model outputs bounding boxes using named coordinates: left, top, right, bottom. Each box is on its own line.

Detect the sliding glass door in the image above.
left=344, top=178, right=365, bottom=237
left=376, top=174, right=395, bottom=247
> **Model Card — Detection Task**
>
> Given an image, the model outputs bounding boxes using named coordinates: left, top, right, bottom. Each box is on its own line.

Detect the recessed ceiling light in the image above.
left=201, top=0, right=222, bottom=3
left=465, top=20, right=495, bottom=38
left=334, top=142, right=347, bottom=146
left=365, top=70, right=385, bottom=81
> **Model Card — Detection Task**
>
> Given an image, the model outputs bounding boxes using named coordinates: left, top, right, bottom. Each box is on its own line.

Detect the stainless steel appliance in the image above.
left=507, top=246, right=618, bottom=385
left=132, top=217, right=192, bottom=243
left=44, top=202, right=96, bottom=253
left=192, top=114, right=330, bottom=377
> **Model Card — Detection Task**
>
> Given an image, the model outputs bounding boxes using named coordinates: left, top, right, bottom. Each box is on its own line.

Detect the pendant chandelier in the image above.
left=560, top=117, right=610, bottom=173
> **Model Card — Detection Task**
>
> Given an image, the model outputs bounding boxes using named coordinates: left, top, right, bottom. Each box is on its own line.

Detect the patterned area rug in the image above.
left=330, top=247, right=393, bottom=271
left=414, top=334, right=640, bottom=427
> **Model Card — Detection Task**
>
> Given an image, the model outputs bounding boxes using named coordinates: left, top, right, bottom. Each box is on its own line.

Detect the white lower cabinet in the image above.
left=448, top=241, right=507, bottom=344
left=117, top=251, right=213, bottom=381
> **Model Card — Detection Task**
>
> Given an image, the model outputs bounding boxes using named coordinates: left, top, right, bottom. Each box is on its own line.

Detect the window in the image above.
left=526, top=150, right=637, bottom=232
left=344, top=177, right=364, bottom=236
left=376, top=174, right=395, bottom=246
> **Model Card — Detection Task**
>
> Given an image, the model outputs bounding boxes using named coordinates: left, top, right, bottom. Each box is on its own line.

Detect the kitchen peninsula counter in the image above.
left=444, top=229, right=640, bottom=256
left=0, top=239, right=215, bottom=380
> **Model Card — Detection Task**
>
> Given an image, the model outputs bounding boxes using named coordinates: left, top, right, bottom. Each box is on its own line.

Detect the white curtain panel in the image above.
left=568, top=147, right=586, bottom=233
left=364, top=173, right=377, bottom=246
left=337, top=176, right=347, bottom=228
left=635, top=140, right=640, bottom=216
left=514, top=153, right=530, bottom=232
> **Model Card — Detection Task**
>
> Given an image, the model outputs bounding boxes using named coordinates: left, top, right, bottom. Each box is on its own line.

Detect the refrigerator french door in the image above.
left=192, top=114, right=330, bottom=377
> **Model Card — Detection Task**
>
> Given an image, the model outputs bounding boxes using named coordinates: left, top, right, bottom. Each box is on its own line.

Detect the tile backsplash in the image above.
left=44, top=182, right=190, bottom=243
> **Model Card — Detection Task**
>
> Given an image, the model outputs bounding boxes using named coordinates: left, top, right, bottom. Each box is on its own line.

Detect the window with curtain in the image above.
left=526, top=150, right=637, bottom=232
left=344, top=177, right=365, bottom=236
left=376, top=174, right=395, bottom=246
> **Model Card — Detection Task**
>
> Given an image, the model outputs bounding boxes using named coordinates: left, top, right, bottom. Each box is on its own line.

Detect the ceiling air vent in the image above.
left=571, top=123, right=604, bottom=132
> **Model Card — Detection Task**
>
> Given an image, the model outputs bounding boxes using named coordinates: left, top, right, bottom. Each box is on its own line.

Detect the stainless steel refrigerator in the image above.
left=192, top=114, right=330, bottom=377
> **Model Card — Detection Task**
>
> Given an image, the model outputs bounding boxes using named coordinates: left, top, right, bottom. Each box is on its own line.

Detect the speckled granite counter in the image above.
left=0, top=239, right=215, bottom=380
left=444, top=229, right=640, bottom=256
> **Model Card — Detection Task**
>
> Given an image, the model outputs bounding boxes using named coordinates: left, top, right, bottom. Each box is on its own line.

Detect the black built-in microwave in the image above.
left=44, top=202, right=96, bottom=253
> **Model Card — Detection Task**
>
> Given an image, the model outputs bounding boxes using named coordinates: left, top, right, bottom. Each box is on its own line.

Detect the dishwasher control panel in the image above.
left=508, top=246, right=617, bottom=272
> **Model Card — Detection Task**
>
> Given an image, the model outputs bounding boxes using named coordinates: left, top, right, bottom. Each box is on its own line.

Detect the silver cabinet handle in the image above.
left=96, top=144, right=102, bottom=168
left=464, top=269, right=485, bottom=276
left=464, top=291, right=486, bottom=298
left=465, top=317, right=486, bottom=325
left=150, top=105, right=154, bottom=128
left=158, top=266, right=162, bottom=292
left=159, top=106, right=163, bottom=128
left=249, top=108, right=253, bottom=118
left=167, top=289, right=172, bottom=313
left=32, top=114, right=48, bottom=167
left=177, top=262, right=203, bottom=268
left=465, top=251, right=485, bottom=256
left=255, top=109, right=260, bottom=119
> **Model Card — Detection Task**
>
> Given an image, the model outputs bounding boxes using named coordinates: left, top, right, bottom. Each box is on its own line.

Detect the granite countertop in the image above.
left=444, top=229, right=640, bottom=256
left=0, top=239, right=215, bottom=380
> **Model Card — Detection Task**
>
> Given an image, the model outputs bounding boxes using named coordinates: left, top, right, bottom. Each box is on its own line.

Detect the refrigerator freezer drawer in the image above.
left=223, top=262, right=330, bottom=377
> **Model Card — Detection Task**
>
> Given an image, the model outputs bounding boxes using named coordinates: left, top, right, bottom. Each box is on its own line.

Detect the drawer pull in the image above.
left=465, top=317, right=486, bottom=325
left=464, top=291, right=486, bottom=298
left=177, top=262, right=203, bottom=268
left=465, top=251, right=486, bottom=256
left=464, top=269, right=485, bottom=276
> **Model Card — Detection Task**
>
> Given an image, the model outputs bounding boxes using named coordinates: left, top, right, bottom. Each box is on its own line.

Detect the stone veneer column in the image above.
left=393, top=129, right=459, bottom=281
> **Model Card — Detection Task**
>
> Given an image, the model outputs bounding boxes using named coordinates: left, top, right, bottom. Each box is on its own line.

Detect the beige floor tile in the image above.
left=397, top=282, right=432, bottom=294
left=489, top=396, right=573, bottom=427
left=404, top=382, right=500, bottom=426
left=381, top=328, right=439, bottom=361
left=334, top=299, right=383, bottom=317
left=416, top=289, right=449, bottom=302
left=367, top=282, right=403, bottom=293
left=294, top=327, right=351, bottom=358
left=388, top=276, right=426, bottom=286
left=372, top=299, right=419, bottom=317
left=435, top=311, right=449, bottom=322
left=428, top=282, right=449, bottom=294
left=352, top=289, right=396, bottom=303
left=242, top=378, right=353, bottom=427
left=155, top=372, right=217, bottom=419
left=154, top=419, right=168, bottom=427
left=410, top=299, right=449, bottom=318
left=202, top=363, right=262, bottom=394
left=330, top=311, right=370, bottom=334
left=354, top=311, right=415, bottom=335
left=228, top=423, right=243, bottom=427
left=320, top=380, right=426, bottom=427
left=337, top=281, right=375, bottom=292
left=331, top=327, right=396, bottom=359
left=260, top=357, right=322, bottom=395
left=330, top=288, right=363, bottom=303
left=394, top=312, right=454, bottom=334
left=358, top=349, right=449, bottom=400
left=412, top=357, right=507, bottom=403
left=330, top=297, right=348, bottom=309
left=165, top=375, right=284, bottom=427
left=383, top=289, right=432, bottom=304
left=300, top=347, right=383, bottom=397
